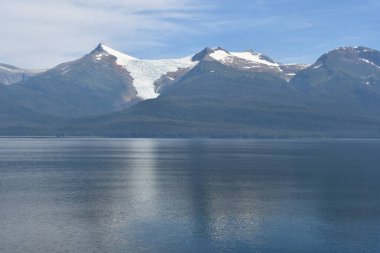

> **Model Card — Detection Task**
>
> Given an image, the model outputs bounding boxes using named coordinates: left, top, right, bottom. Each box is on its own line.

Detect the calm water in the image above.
left=0, top=138, right=379, bottom=253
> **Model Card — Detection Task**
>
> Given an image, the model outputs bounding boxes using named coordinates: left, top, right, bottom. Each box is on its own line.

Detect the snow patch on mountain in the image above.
left=100, top=44, right=197, bottom=99
left=360, top=58, right=380, bottom=68
left=209, top=49, right=279, bottom=67
left=101, top=45, right=136, bottom=61
left=209, top=50, right=231, bottom=62
left=231, top=52, right=279, bottom=67
left=0, top=65, right=11, bottom=71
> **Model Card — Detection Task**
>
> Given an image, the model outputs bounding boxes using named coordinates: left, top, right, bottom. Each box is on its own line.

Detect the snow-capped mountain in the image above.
left=0, top=43, right=309, bottom=131
left=75, top=45, right=380, bottom=138
left=191, top=47, right=308, bottom=81
left=2, top=44, right=380, bottom=137
left=90, top=44, right=308, bottom=101
left=0, top=44, right=310, bottom=121
left=0, top=64, right=45, bottom=85
left=94, top=44, right=198, bottom=99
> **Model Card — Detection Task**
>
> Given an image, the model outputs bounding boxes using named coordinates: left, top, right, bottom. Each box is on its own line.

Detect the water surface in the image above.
left=0, top=138, right=379, bottom=252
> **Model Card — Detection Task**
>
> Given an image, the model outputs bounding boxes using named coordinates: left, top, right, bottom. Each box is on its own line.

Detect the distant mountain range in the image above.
left=1, top=44, right=380, bottom=138
left=0, top=64, right=45, bottom=85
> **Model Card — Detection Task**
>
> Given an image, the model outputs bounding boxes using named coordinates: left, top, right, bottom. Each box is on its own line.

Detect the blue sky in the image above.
left=1, top=0, right=380, bottom=68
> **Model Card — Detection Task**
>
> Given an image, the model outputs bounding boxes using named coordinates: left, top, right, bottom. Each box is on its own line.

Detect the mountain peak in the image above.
left=191, top=47, right=214, bottom=61
left=297, top=45, right=380, bottom=88
left=315, top=46, right=380, bottom=67
left=90, top=43, right=105, bottom=54
left=90, top=43, right=137, bottom=61
left=191, top=47, right=229, bottom=62
left=328, top=46, right=377, bottom=55
left=213, top=47, right=230, bottom=53
left=101, top=44, right=136, bottom=60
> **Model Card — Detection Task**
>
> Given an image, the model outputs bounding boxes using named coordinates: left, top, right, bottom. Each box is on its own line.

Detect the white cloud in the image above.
left=0, top=0, right=207, bottom=68
left=3, top=0, right=377, bottom=68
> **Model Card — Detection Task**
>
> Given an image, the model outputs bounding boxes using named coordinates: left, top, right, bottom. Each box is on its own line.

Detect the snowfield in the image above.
left=100, top=44, right=197, bottom=99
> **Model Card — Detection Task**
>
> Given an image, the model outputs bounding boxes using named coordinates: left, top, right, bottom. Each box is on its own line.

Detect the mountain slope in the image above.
left=293, top=46, right=380, bottom=89
left=0, top=84, right=63, bottom=135
left=291, top=46, right=380, bottom=118
left=65, top=47, right=380, bottom=138
left=2, top=45, right=380, bottom=137
left=0, top=44, right=202, bottom=119
left=65, top=60, right=322, bottom=137
left=0, top=45, right=140, bottom=118
left=0, top=44, right=305, bottom=121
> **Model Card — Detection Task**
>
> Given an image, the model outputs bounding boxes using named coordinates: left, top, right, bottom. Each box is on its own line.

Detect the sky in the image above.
left=1, top=0, right=380, bottom=68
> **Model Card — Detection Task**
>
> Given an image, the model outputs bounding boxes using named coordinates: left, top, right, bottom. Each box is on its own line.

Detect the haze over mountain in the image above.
left=1, top=44, right=380, bottom=137
left=0, top=64, right=44, bottom=85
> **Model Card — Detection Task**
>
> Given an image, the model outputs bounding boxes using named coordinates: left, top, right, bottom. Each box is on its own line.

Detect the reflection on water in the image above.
left=0, top=138, right=380, bottom=253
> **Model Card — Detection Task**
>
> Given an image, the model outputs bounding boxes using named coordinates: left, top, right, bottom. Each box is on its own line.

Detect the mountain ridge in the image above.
left=1, top=44, right=380, bottom=137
